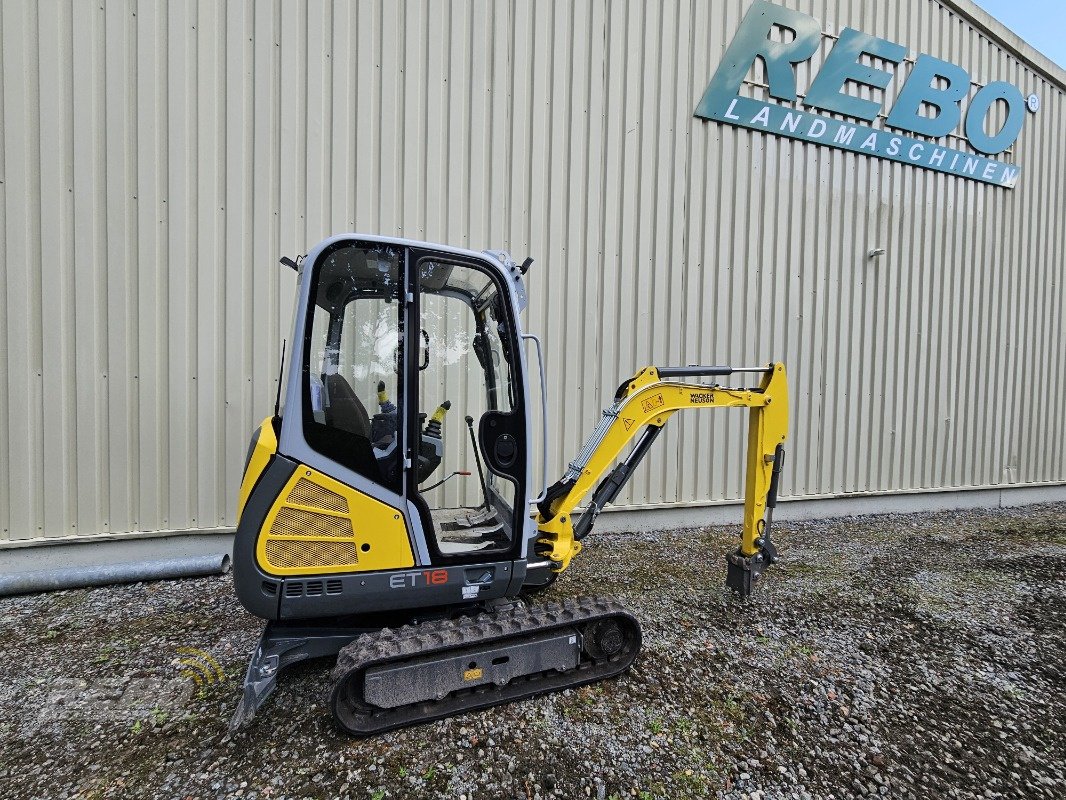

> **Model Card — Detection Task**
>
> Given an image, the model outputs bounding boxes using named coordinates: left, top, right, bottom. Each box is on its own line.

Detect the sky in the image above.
left=972, top=0, right=1066, bottom=70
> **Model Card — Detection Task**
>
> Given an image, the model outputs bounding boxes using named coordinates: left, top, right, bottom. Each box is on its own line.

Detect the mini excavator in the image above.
left=231, top=234, right=788, bottom=735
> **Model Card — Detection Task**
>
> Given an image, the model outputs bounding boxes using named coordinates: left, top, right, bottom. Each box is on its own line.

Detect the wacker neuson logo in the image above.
left=695, top=0, right=1030, bottom=188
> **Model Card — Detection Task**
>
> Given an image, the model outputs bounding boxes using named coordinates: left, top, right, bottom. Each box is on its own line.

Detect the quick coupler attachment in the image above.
left=726, top=545, right=775, bottom=597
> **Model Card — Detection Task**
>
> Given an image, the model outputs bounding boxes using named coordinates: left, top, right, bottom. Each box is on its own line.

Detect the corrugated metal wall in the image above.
left=1, top=0, right=1064, bottom=544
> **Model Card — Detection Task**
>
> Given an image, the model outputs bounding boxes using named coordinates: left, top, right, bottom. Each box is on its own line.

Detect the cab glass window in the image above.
left=302, top=244, right=404, bottom=493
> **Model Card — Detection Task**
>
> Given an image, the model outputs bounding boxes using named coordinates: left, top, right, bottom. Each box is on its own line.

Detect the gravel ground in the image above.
left=1, top=503, right=1064, bottom=800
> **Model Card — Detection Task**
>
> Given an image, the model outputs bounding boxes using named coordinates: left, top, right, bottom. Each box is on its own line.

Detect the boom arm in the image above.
left=534, top=363, right=788, bottom=595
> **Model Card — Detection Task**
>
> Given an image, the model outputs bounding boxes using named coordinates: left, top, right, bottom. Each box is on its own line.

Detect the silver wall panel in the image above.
left=1, top=0, right=1063, bottom=544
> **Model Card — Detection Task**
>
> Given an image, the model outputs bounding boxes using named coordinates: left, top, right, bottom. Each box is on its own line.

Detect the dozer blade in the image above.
left=328, top=596, right=641, bottom=736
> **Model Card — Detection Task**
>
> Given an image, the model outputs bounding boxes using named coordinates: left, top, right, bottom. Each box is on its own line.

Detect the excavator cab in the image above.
left=233, top=236, right=539, bottom=627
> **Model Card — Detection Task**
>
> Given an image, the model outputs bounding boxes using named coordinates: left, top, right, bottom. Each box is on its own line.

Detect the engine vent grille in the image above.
left=257, top=467, right=410, bottom=577
left=271, top=506, right=354, bottom=539
left=266, top=539, right=360, bottom=569
left=286, top=478, right=349, bottom=513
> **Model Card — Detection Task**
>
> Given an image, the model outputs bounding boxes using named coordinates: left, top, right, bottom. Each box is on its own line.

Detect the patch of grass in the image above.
left=721, top=694, right=743, bottom=721
left=671, top=769, right=712, bottom=796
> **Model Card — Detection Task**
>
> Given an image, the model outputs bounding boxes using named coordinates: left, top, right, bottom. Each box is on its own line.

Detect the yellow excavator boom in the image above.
left=535, top=363, right=788, bottom=591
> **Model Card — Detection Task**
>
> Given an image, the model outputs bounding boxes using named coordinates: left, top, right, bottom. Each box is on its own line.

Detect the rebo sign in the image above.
left=695, top=0, right=1029, bottom=188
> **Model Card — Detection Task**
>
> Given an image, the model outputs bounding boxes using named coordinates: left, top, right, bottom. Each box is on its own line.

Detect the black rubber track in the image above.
left=328, top=596, right=641, bottom=736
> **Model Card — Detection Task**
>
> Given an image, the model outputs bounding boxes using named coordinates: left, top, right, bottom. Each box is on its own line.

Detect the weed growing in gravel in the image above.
left=672, top=769, right=711, bottom=794
left=92, top=645, right=115, bottom=665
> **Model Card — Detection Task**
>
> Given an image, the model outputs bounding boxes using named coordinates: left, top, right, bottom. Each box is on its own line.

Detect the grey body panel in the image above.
left=277, top=560, right=514, bottom=619
left=232, top=455, right=298, bottom=620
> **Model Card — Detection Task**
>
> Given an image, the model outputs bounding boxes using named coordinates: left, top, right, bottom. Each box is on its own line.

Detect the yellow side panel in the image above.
left=255, top=466, right=414, bottom=576
left=237, top=417, right=278, bottom=522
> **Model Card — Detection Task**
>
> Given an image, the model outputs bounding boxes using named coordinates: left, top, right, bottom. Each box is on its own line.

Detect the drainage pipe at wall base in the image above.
left=0, top=553, right=232, bottom=597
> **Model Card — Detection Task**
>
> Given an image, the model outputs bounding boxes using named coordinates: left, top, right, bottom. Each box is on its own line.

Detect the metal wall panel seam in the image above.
left=665, top=0, right=690, bottom=506
left=39, top=1, right=75, bottom=539
left=3, top=1, right=46, bottom=540
left=674, top=0, right=697, bottom=504
left=26, top=0, right=46, bottom=539
left=206, top=0, right=228, bottom=527
left=630, top=0, right=650, bottom=502
left=122, top=0, right=141, bottom=533
left=1052, top=99, right=1066, bottom=483
left=174, top=0, right=198, bottom=532
left=154, top=0, right=174, bottom=535
left=1045, top=84, right=1064, bottom=481
left=223, top=0, right=255, bottom=523
left=133, top=0, right=159, bottom=539
left=595, top=0, right=624, bottom=501
left=554, top=0, right=579, bottom=502
left=59, top=0, right=77, bottom=533
left=0, top=0, right=9, bottom=540
left=582, top=0, right=608, bottom=502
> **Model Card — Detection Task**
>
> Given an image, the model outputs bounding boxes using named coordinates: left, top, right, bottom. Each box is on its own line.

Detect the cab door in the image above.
left=408, top=250, right=528, bottom=564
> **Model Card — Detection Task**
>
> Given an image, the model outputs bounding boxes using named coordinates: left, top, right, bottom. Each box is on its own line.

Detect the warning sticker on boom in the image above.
left=623, top=418, right=635, bottom=431
left=641, top=394, right=664, bottom=414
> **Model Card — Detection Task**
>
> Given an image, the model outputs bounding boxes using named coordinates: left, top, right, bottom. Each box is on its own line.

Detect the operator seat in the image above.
left=318, top=372, right=388, bottom=483
left=323, top=373, right=372, bottom=439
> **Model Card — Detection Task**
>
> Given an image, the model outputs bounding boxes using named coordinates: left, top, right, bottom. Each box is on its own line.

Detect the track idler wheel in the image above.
left=582, top=619, right=628, bottom=660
